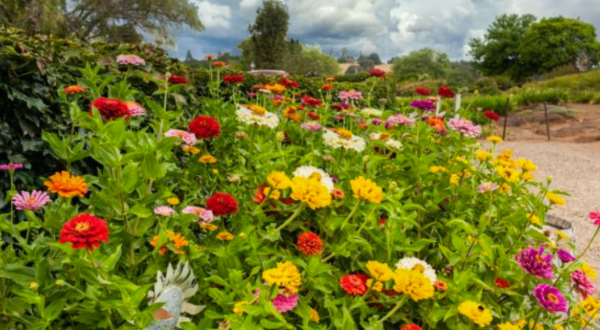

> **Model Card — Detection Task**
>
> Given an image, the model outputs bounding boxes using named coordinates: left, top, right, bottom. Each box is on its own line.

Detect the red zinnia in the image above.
left=59, top=213, right=109, bottom=250
left=279, top=77, right=299, bottom=89
left=415, top=87, right=431, bottom=96
left=301, top=95, right=323, bottom=108
left=307, top=112, right=321, bottom=120
left=297, top=232, right=324, bottom=256
left=223, top=74, right=245, bottom=84
left=401, top=325, right=423, bottom=330
left=340, top=274, right=370, bottom=296
left=254, top=185, right=267, bottom=204
left=495, top=277, right=510, bottom=288
left=168, top=75, right=188, bottom=84
left=321, top=84, right=333, bottom=91
left=189, top=116, right=221, bottom=139
left=437, top=86, right=455, bottom=98
left=206, top=192, right=238, bottom=216
left=90, top=97, right=131, bottom=121
left=331, top=104, right=342, bottom=111
left=369, top=68, right=386, bottom=78
left=484, top=110, right=500, bottom=122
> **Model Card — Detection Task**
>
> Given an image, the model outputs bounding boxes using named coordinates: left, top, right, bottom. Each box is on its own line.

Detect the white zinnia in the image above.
left=235, top=105, right=279, bottom=129
left=396, top=257, right=437, bottom=283
left=323, top=130, right=366, bottom=152
left=385, top=139, right=403, bottom=150
left=292, top=166, right=335, bottom=192
left=361, top=108, right=383, bottom=117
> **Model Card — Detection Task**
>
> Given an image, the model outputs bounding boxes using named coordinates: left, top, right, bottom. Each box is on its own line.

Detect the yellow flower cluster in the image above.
left=365, top=261, right=394, bottom=292
left=429, top=166, right=449, bottom=173
left=199, top=155, right=217, bottom=164
left=392, top=268, right=434, bottom=301
left=516, top=319, right=544, bottom=330
left=290, top=177, right=332, bottom=209
left=546, top=192, right=566, bottom=206
left=582, top=263, right=597, bottom=279
left=498, top=322, right=521, bottom=330
left=350, top=176, right=383, bottom=203
left=309, top=307, right=320, bottom=323
left=262, top=261, right=302, bottom=293
left=216, top=231, right=234, bottom=241
left=486, top=149, right=538, bottom=183
left=458, top=301, right=493, bottom=327
left=233, top=301, right=249, bottom=314
left=267, top=171, right=292, bottom=189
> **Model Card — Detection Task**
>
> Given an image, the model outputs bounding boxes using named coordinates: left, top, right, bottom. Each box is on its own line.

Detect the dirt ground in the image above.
left=495, top=104, right=600, bottom=285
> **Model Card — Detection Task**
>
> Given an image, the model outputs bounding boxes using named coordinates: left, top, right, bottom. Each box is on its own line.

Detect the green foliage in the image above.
left=392, top=48, right=451, bottom=81
left=249, top=0, right=290, bottom=69
left=520, top=17, right=600, bottom=77
left=283, top=45, right=340, bottom=76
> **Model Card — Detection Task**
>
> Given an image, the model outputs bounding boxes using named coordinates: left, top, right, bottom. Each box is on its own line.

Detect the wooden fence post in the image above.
left=544, top=102, right=551, bottom=141
left=502, top=98, right=510, bottom=140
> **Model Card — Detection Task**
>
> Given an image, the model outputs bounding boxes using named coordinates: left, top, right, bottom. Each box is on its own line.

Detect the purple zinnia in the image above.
left=532, top=284, right=568, bottom=313
left=448, top=117, right=481, bottom=138
left=557, top=249, right=576, bottom=263
left=272, top=293, right=299, bottom=314
left=340, top=101, right=350, bottom=109
left=409, top=100, right=435, bottom=111
left=515, top=246, right=554, bottom=279
left=371, top=118, right=383, bottom=126
left=571, top=270, right=595, bottom=298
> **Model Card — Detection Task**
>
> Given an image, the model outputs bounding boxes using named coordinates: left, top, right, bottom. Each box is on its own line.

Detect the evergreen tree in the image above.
left=249, top=0, right=290, bottom=69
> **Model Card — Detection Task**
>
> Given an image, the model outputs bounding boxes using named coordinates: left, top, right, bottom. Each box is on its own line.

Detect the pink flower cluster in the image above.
left=164, top=129, right=197, bottom=146
left=0, top=163, right=24, bottom=171
left=448, top=117, right=481, bottom=138
left=116, top=54, right=146, bottom=66
left=338, top=90, right=363, bottom=100
left=385, top=115, right=415, bottom=129
left=300, top=122, right=323, bottom=132
left=183, top=206, right=214, bottom=223
left=125, top=101, right=145, bottom=117
left=154, top=206, right=175, bottom=217
left=12, top=190, right=51, bottom=211
left=272, top=293, right=299, bottom=313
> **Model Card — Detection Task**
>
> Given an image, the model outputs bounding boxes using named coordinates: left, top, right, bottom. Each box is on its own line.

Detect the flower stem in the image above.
left=578, top=226, right=600, bottom=260
left=275, top=204, right=306, bottom=232
left=378, top=295, right=408, bottom=324
left=341, top=200, right=361, bottom=229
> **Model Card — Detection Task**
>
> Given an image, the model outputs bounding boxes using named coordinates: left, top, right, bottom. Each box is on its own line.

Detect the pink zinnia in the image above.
left=164, top=129, right=197, bottom=146
left=272, top=293, right=299, bottom=314
left=153, top=206, right=175, bottom=217
left=571, top=270, right=595, bottom=298
left=300, top=122, right=323, bottom=132
left=477, top=182, right=499, bottom=194
left=448, top=117, right=481, bottom=138
left=532, top=284, right=568, bottom=313
left=182, top=206, right=214, bottom=223
left=0, top=163, right=24, bottom=171
left=338, top=91, right=363, bottom=100
left=515, top=246, right=554, bottom=279
left=12, top=190, right=51, bottom=211
left=590, top=210, right=600, bottom=227
left=125, top=101, right=145, bottom=117
left=116, top=54, right=145, bottom=66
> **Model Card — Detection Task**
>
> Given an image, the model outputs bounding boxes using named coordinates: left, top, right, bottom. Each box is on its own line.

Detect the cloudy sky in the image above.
left=171, top=0, right=600, bottom=62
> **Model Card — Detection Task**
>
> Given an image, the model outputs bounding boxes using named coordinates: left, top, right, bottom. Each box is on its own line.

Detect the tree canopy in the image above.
left=249, top=0, right=290, bottom=69
left=392, top=48, right=451, bottom=80
left=0, top=0, right=203, bottom=44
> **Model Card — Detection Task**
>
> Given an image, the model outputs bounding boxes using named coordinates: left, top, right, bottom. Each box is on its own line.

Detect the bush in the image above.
left=514, top=88, right=571, bottom=105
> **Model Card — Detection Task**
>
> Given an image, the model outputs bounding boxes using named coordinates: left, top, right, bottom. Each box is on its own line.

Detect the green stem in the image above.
left=378, top=295, right=408, bottom=324
left=578, top=226, right=600, bottom=260
left=341, top=200, right=361, bottom=229
left=275, top=204, right=306, bottom=232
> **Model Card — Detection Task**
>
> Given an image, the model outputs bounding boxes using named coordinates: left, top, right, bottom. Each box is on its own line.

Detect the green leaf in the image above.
left=43, top=298, right=66, bottom=321
left=141, top=152, right=166, bottom=180
left=128, top=204, right=152, bottom=218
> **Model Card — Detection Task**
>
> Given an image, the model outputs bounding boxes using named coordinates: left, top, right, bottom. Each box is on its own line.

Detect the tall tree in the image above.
left=249, top=0, right=289, bottom=69
left=519, top=17, right=600, bottom=77
left=469, top=14, right=537, bottom=80
left=0, top=0, right=203, bottom=45
left=185, top=49, right=195, bottom=63
left=392, top=48, right=451, bottom=80
left=368, top=53, right=382, bottom=65
left=338, top=47, right=349, bottom=63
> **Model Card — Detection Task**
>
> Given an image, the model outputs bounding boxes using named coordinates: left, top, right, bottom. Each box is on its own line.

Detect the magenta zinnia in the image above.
left=532, top=284, right=568, bottom=313
left=515, top=246, right=554, bottom=279
left=12, top=190, right=52, bottom=211
left=571, top=270, right=595, bottom=298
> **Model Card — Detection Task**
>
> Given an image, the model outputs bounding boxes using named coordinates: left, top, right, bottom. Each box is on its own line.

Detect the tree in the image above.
left=249, top=0, right=289, bottom=69
left=0, top=0, right=203, bottom=44
left=392, top=48, right=451, bottom=80
left=283, top=45, right=339, bottom=76
left=519, top=17, right=600, bottom=77
left=357, top=55, right=375, bottom=70
left=368, top=53, right=382, bottom=65
left=185, top=50, right=195, bottom=63
left=337, top=47, right=349, bottom=63
left=469, top=14, right=537, bottom=80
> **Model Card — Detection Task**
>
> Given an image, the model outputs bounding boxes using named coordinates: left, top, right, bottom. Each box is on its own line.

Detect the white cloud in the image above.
left=193, top=0, right=232, bottom=29
left=240, top=0, right=261, bottom=9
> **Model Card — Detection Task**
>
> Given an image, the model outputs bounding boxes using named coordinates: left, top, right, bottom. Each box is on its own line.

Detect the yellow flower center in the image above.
left=547, top=293, right=559, bottom=303
left=248, top=105, right=266, bottom=116
left=26, top=197, right=37, bottom=204
left=309, top=172, right=322, bottom=181
left=413, top=264, right=425, bottom=273
left=335, top=129, right=353, bottom=140
left=75, top=222, right=90, bottom=232
left=379, top=132, right=391, bottom=141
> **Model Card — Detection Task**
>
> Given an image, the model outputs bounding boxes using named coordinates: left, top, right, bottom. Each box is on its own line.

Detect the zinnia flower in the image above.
left=301, top=122, right=323, bottom=132
left=494, top=277, right=510, bottom=288
left=292, top=166, right=334, bottom=192
left=206, top=192, right=238, bottom=216
left=0, top=163, right=24, bottom=171
left=448, top=117, right=481, bottom=138
left=477, top=182, right=499, bottom=194
left=164, top=129, right=197, bottom=146
left=437, top=86, right=455, bottom=98
left=12, top=190, right=51, bottom=211
left=297, top=232, right=323, bottom=256
left=532, top=284, right=568, bottom=313
left=59, top=213, right=109, bottom=250
left=401, top=325, right=423, bottom=330
left=323, top=129, right=366, bottom=152
left=515, top=246, right=554, bottom=279
left=395, top=257, right=436, bottom=283
left=589, top=210, right=600, bottom=226
left=124, top=101, right=145, bottom=117
left=321, top=84, right=333, bottom=91
left=223, top=74, right=244, bottom=84
left=290, top=177, right=332, bottom=210
left=279, top=78, right=299, bottom=89
left=546, top=192, right=565, bottom=205
left=571, top=270, right=595, bottom=298
left=310, top=308, right=319, bottom=323
left=457, top=301, right=493, bottom=327
left=484, top=110, right=500, bottom=121
left=340, top=274, right=370, bottom=296
left=272, top=293, right=299, bottom=314
left=182, top=206, right=214, bottom=222
left=498, top=322, right=520, bottom=330
left=236, top=105, right=279, bottom=128
left=351, top=176, right=383, bottom=204
left=301, top=95, right=323, bottom=108
left=168, top=75, right=188, bottom=84
left=369, top=68, right=386, bottom=77
left=487, top=136, right=503, bottom=143
left=189, top=116, right=221, bottom=139
left=557, top=249, right=576, bottom=263
left=150, top=232, right=189, bottom=255
left=410, top=100, right=435, bottom=111
left=366, top=261, right=393, bottom=282
left=211, top=61, right=227, bottom=67
left=392, top=268, right=434, bottom=301
left=233, top=301, right=249, bottom=315
left=153, top=206, right=175, bottom=217
left=64, top=85, right=86, bottom=94
left=116, top=54, right=145, bottom=66
left=90, top=97, right=131, bottom=121
left=338, top=90, right=363, bottom=100
left=262, top=261, right=302, bottom=293
left=216, top=231, right=234, bottom=241
left=415, top=87, right=431, bottom=96
left=44, top=171, right=88, bottom=198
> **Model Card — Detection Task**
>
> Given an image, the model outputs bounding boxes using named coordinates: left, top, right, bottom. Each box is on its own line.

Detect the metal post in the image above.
left=544, top=102, right=551, bottom=141
left=502, top=98, right=510, bottom=140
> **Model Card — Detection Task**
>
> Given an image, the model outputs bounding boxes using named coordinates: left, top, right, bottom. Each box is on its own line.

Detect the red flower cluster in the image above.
left=369, top=68, right=386, bottom=78
left=253, top=185, right=268, bottom=204
left=415, top=87, right=431, bottom=96
left=297, top=232, right=323, bottom=256
left=321, top=84, right=333, bottom=91
left=437, top=86, right=455, bottom=98
left=495, top=277, right=510, bottom=288
left=401, top=325, right=423, bottom=330
left=168, top=75, right=188, bottom=84
left=301, top=95, right=323, bottom=108
left=331, top=104, right=343, bottom=111
left=207, top=192, right=238, bottom=216
left=307, top=112, right=321, bottom=120
left=223, top=74, right=244, bottom=84
left=189, top=116, right=221, bottom=139
left=279, top=77, right=299, bottom=89
left=484, top=110, right=500, bottom=121
left=340, top=274, right=370, bottom=296
left=59, top=213, right=109, bottom=250
left=90, top=97, right=131, bottom=121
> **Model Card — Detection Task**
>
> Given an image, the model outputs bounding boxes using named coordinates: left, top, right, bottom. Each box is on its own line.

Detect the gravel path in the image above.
left=498, top=141, right=600, bottom=283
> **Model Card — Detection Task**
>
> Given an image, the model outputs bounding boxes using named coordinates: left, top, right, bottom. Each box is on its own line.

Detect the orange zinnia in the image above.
left=44, top=171, right=87, bottom=198
left=204, top=54, right=216, bottom=60
left=211, top=61, right=227, bottom=67
left=64, top=85, right=86, bottom=94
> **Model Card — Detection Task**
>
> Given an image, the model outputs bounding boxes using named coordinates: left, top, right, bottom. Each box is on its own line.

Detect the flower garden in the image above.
left=2, top=43, right=600, bottom=330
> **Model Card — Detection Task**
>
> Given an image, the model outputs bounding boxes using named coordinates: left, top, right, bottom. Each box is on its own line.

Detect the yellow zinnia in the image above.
left=267, top=171, right=292, bottom=189
left=582, top=263, right=597, bottom=280
left=167, top=197, right=180, bottom=205
left=392, top=268, right=434, bottom=301
left=498, top=322, right=521, bottom=330
left=458, top=301, right=493, bottom=327
left=233, top=301, right=249, bottom=315
left=350, top=176, right=383, bottom=204
left=199, top=155, right=217, bottom=164
left=366, top=279, right=383, bottom=292
left=216, top=231, right=234, bottom=241
left=366, top=261, right=393, bottom=282
left=262, top=261, right=302, bottom=293
left=290, top=177, right=332, bottom=210
left=546, top=192, right=565, bottom=206
left=309, top=307, right=320, bottom=323
left=487, top=136, right=503, bottom=143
